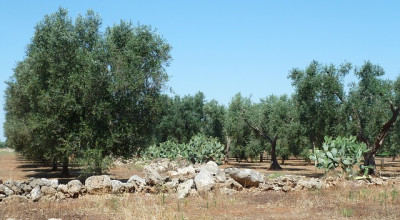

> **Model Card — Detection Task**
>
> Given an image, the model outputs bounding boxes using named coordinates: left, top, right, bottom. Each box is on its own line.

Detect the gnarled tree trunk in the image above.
left=269, top=138, right=282, bottom=170
left=361, top=103, right=400, bottom=175
left=62, top=156, right=69, bottom=177
left=245, top=119, right=282, bottom=170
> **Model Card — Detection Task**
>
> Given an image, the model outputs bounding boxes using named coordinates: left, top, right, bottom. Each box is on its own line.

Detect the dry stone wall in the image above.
left=0, top=158, right=398, bottom=203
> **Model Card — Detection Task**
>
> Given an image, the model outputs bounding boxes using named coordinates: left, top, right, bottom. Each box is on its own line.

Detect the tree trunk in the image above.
left=269, top=139, right=282, bottom=170
left=52, top=158, right=58, bottom=171
left=392, top=156, right=396, bottom=162
left=362, top=104, right=400, bottom=175
left=62, top=157, right=69, bottom=177
left=259, top=152, right=263, bottom=163
left=363, top=152, right=376, bottom=175
left=225, top=136, right=231, bottom=165
left=244, top=119, right=282, bottom=170
left=281, top=158, right=285, bottom=165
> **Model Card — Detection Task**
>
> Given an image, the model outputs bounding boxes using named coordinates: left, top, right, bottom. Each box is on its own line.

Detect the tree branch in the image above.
left=369, top=102, right=400, bottom=155
left=244, top=118, right=273, bottom=143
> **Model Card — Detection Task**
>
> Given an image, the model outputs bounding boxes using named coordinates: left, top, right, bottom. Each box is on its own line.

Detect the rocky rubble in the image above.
left=0, top=159, right=398, bottom=203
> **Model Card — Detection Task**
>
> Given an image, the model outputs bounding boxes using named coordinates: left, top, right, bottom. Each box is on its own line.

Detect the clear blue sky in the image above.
left=1, top=1, right=400, bottom=141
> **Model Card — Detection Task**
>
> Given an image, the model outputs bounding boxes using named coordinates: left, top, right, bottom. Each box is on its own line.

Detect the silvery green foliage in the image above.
left=310, top=136, right=369, bottom=177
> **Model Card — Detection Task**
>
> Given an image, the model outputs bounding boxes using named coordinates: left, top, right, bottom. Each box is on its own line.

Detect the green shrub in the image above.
left=310, top=136, right=370, bottom=178
left=144, top=134, right=224, bottom=164
left=78, top=148, right=113, bottom=176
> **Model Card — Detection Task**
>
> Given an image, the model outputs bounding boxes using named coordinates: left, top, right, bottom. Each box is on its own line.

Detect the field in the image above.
left=1, top=148, right=400, bottom=219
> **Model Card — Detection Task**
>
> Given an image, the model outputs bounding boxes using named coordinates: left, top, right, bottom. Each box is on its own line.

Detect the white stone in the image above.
left=30, top=186, right=41, bottom=201
left=194, top=170, right=215, bottom=194
left=177, top=179, right=194, bottom=199
left=85, top=175, right=112, bottom=194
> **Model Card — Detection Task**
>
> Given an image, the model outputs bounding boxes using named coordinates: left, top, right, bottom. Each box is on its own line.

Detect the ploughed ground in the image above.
left=1, top=148, right=400, bottom=219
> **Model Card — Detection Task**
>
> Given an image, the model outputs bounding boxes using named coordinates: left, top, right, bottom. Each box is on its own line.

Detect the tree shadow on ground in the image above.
left=16, top=156, right=85, bottom=184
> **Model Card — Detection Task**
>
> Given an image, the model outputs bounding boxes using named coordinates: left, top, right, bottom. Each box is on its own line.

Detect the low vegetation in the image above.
left=1, top=186, right=400, bottom=219
left=310, top=136, right=371, bottom=178
left=144, top=134, right=224, bottom=164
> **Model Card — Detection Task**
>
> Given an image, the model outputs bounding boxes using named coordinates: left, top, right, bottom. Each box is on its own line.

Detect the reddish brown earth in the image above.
left=2, top=147, right=400, bottom=182
left=1, top=148, right=400, bottom=219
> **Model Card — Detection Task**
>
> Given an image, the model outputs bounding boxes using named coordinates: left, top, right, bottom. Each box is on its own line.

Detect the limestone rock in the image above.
left=298, top=178, right=322, bottom=189
left=223, top=178, right=243, bottom=191
left=85, top=175, right=112, bottom=194
left=177, top=179, right=193, bottom=199
left=67, top=180, right=83, bottom=197
left=123, top=182, right=137, bottom=193
left=0, top=184, right=14, bottom=196
left=41, top=186, right=57, bottom=196
left=199, top=162, right=226, bottom=183
left=29, top=178, right=46, bottom=188
left=176, top=165, right=196, bottom=176
left=259, top=183, right=274, bottom=191
left=201, top=162, right=220, bottom=175
left=282, top=185, right=291, bottom=192
left=128, top=175, right=146, bottom=186
left=111, top=180, right=125, bottom=194
left=164, top=179, right=179, bottom=193
left=49, top=179, right=59, bottom=189
left=144, top=165, right=165, bottom=186
left=372, top=178, right=384, bottom=186
left=30, top=186, right=41, bottom=201
left=4, top=180, right=22, bottom=195
left=57, top=184, right=68, bottom=193
left=194, top=169, right=215, bottom=194
left=225, top=168, right=264, bottom=187
left=20, top=183, right=33, bottom=194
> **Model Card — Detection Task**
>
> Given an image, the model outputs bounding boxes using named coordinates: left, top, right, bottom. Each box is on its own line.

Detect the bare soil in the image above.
left=1, top=148, right=400, bottom=219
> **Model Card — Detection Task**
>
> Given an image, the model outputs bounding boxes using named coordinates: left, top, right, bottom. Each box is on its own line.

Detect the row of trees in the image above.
left=5, top=9, right=400, bottom=176
left=153, top=58, right=400, bottom=174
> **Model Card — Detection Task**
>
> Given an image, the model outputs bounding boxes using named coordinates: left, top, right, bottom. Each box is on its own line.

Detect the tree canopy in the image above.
left=5, top=8, right=171, bottom=176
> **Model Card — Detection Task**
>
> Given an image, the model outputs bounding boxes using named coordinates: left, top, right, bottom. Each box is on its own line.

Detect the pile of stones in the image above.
left=0, top=159, right=397, bottom=203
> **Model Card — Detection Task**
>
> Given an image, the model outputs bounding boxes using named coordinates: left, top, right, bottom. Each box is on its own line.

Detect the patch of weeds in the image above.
left=184, top=198, right=188, bottom=207
left=109, top=196, right=120, bottom=212
left=175, top=213, right=186, bottom=220
left=161, top=193, right=166, bottom=205
left=378, top=191, right=389, bottom=204
left=348, top=190, right=360, bottom=202
left=341, top=207, right=353, bottom=217
left=390, top=188, right=398, bottom=201
left=128, top=162, right=144, bottom=171
left=360, top=188, right=370, bottom=199
left=267, top=173, right=284, bottom=179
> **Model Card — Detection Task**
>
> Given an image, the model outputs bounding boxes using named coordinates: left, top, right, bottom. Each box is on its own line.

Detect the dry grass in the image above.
left=2, top=150, right=400, bottom=219
left=1, top=185, right=400, bottom=220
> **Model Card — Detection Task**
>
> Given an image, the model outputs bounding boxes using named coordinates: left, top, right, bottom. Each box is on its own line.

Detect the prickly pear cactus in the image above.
left=310, top=136, right=369, bottom=177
